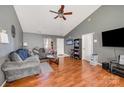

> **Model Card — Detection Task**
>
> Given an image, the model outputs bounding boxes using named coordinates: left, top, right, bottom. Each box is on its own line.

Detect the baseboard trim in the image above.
left=97, top=63, right=102, bottom=66
left=1, top=80, right=7, bottom=87
left=64, top=54, right=70, bottom=57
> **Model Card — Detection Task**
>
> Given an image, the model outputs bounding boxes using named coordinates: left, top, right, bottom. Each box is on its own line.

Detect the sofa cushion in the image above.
left=24, top=55, right=40, bottom=63
left=39, top=48, right=47, bottom=59
left=9, top=52, right=23, bottom=62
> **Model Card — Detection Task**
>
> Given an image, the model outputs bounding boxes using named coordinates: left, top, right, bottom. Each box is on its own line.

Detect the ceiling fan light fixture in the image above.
left=49, top=5, right=72, bottom=20
left=58, top=14, right=63, bottom=18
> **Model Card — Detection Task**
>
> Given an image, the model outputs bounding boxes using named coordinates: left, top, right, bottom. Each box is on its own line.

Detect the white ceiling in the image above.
left=14, top=5, right=100, bottom=36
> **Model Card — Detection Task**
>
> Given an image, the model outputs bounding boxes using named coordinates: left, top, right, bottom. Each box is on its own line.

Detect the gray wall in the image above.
left=23, top=32, right=63, bottom=50
left=0, top=5, right=23, bottom=85
left=64, top=5, right=124, bottom=63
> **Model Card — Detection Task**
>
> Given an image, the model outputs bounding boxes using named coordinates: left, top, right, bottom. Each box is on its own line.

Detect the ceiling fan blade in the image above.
left=62, top=16, right=66, bottom=20
left=61, top=5, right=64, bottom=10
left=58, top=5, right=64, bottom=13
left=64, top=12, right=72, bottom=15
left=54, top=16, right=59, bottom=19
left=49, top=10, right=59, bottom=14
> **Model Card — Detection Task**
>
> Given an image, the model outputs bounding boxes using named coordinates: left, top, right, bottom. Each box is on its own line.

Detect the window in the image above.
left=44, top=38, right=52, bottom=49
left=0, top=30, right=9, bottom=44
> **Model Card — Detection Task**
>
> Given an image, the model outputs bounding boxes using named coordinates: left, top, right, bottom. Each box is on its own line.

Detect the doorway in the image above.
left=56, top=38, right=64, bottom=56
left=82, top=33, right=93, bottom=61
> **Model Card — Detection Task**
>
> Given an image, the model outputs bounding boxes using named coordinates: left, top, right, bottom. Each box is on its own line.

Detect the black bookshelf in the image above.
left=74, top=39, right=82, bottom=59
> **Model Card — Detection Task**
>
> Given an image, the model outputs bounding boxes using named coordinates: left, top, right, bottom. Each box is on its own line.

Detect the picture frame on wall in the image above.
left=11, top=25, right=16, bottom=38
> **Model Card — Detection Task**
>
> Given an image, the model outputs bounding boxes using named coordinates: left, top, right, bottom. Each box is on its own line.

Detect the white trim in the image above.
left=97, top=63, right=102, bottom=66
left=64, top=54, right=70, bottom=57
left=57, top=54, right=70, bottom=57
left=82, top=58, right=91, bottom=62
left=1, top=80, right=7, bottom=87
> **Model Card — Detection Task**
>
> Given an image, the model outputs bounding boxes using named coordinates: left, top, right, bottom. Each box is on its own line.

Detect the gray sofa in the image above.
left=2, top=51, right=41, bottom=82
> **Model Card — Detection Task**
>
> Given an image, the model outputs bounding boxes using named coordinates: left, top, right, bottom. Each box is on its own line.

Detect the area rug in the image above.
left=40, top=62, right=53, bottom=74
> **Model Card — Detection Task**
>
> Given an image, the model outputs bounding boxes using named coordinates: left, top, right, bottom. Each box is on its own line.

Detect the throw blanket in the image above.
left=16, top=48, right=30, bottom=60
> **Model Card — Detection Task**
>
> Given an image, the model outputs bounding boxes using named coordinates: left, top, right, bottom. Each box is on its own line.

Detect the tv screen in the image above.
left=102, top=28, right=124, bottom=47
left=66, top=39, right=73, bottom=45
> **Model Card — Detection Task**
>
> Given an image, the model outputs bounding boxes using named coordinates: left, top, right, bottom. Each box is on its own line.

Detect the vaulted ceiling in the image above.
left=14, top=5, right=100, bottom=36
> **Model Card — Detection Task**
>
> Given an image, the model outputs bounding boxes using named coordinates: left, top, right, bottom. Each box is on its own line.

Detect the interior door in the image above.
left=82, top=33, right=93, bottom=61
left=57, top=38, right=64, bottom=55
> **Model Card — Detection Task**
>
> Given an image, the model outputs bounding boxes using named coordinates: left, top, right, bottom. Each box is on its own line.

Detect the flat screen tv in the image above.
left=66, top=39, right=73, bottom=45
left=102, top=27, right=124, bottom=47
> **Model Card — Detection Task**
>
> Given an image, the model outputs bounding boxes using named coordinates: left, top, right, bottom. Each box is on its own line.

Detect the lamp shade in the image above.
left=23, top=42, right=28, bottom=47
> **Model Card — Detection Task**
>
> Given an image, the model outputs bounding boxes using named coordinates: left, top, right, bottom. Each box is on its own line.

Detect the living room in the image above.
left=0, top=5, right=124, bottom=88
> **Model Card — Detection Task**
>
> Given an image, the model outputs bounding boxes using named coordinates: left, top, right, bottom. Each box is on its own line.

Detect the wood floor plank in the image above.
left=5, top=57, right=124, bottom=87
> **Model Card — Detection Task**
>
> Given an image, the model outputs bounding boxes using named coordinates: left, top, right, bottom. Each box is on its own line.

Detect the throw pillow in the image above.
left=9, top=52, right=23, bottom=62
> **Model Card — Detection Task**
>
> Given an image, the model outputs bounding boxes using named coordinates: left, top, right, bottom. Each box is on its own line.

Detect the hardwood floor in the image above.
left=5, top=57, right=124, bottom=87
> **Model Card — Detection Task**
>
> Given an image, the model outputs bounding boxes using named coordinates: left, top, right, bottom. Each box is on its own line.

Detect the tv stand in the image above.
left=110, top=60, right=124, bottom=77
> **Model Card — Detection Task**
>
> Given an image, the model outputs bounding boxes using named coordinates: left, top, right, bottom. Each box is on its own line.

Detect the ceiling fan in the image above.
left=49, top=5, right=72, bottom=20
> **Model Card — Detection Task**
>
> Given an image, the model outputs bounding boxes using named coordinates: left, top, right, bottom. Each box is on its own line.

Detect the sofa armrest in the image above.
left=2, top=61, right=40, bottom=71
